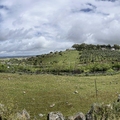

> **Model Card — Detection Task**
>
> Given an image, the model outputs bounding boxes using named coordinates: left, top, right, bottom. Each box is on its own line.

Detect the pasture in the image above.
left=0, top=73, right=120, bottom=119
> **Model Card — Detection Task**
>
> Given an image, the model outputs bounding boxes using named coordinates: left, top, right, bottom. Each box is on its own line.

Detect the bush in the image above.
left=0, top=103, right=30, bottom=120
left=90, top=63, right=111, bottom=72
left=87, top=101, right=120, bottom=120
left=112, top=63, right=120, bottom=70
left=0, top=64, right=8, bottom=72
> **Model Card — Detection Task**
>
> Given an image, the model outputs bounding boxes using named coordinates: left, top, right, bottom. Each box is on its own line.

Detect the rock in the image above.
left=23, top=91, right=26, bottom=94
left=50, top=103, right=55, bottom=108
left=17, top=109, right=30, bottom=120
left=38, top=113, right=44, bottom=118
left=47, top=112, right=64, bottom=120
left=117, top=94, right=120, bottom=102
left=74, top=91, right=78, bottom=94
left=67, top=116, right=74, bottom=120
left=85, top=113, right=93, bottom=120
left=73, top=112, right=86, bottom=120
left=66, top=102, right=72, bottom=107
left=85, top=104, right=94, bottom=120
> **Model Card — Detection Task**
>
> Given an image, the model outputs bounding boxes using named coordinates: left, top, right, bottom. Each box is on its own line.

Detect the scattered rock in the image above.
left=66, top=102, right=72, bottom=106
left=17, top=109, right=30, bottom=120
left=38, top=113, right=44, bottom=118
left=32, top=98, right=35, bottom=101
left=23, top=91, right=26, bottom=94
left=106, top=104, right=112, bottom=109
left=47, top=112, right=64, bottom=120
left=66, top=102, right=72, bottom=107
left=50, top=103, right=55, bottom=108
left=74, top=90, right=78, bottom=94
left=0, top=95, right=120, bottom=120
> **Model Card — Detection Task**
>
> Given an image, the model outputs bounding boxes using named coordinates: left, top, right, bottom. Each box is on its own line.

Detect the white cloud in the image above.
left=0, top=0, right=120, bottom=56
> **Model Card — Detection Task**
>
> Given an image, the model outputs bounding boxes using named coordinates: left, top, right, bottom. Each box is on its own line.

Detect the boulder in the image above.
left=73, top=112, right=86, bottom=120
left=85, top=113, right=93, bottom=120
left=17, top=109, right=30, bottom=120
left=67, top=112, right=86, bottom=120
left=47, top=112, right=64, bottom=120
left=85, top=105, right=93, bottom=120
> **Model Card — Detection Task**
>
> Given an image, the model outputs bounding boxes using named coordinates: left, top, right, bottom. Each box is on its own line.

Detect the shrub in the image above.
left=90, top=63, right=111, bottom=72
left=87, top=102, right=120, bottom=120
left=0, top=64, right=8, bottom=72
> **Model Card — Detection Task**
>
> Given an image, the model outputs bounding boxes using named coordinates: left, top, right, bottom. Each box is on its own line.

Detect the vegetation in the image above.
left=0, top=43, right=120, bottom=75
left=0, top=43, right=120, bottom=119
left=72, top=43, right=120, bottom=51
left=0, top=73, right=120, bottom=119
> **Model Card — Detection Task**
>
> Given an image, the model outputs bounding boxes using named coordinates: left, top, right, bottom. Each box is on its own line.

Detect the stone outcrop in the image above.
left=16, top=109, right=30, bottom=120
left=47, top=112, right=86, bottom=120
left=72, top=112, right=86, bottom=120
left=47, top=99, right=120, bottom=120
left=0, top=95, right=120, bottom=120
left=47, top=112, right=64, bottom=120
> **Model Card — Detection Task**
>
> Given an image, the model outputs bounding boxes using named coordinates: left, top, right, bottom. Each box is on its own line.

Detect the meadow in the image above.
left=0, top=73, right=120, bottom=119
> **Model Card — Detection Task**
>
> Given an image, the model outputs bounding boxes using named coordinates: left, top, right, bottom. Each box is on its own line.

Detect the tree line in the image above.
left=72, top=43, right=120, bottom=51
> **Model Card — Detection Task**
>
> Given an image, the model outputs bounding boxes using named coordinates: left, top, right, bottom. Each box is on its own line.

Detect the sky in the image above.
left=0, top=0, right=120, bottom=56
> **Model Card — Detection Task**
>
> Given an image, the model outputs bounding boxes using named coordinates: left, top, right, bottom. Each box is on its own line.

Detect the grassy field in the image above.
left=0, top=73, right=120, bottom=119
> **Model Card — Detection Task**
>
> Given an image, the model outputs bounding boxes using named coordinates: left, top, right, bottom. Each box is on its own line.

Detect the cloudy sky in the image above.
left=0, top=0, right=120, bottom=56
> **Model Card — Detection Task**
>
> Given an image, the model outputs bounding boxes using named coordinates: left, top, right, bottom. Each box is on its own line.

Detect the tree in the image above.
left=106, top=44, right=112, bottom=49
left=72, top=44, right=79, bottom=50
left=113, top=44, right=120, bottom=50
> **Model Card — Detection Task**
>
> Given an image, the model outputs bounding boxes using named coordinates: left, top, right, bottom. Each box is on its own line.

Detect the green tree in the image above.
left=113, top=44, right=120, bottom=50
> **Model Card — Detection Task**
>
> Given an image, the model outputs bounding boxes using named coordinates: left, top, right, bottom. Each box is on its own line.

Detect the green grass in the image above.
left=0, top=73, right=120, bottom=119
left=40, top=50, right=79, bottom=63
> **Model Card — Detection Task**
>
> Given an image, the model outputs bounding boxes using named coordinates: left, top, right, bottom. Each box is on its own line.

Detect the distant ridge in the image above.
left=0, top=55, right=36, bottom=59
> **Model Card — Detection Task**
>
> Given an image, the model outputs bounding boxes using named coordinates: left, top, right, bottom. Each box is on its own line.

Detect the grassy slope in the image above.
left=27, top=49, right=120, bottom=74
left=30, top=50, right=80, bottom=73
left=0, top=73, right=120, bottom=119
left=40, top=50, right=79, bottom=63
